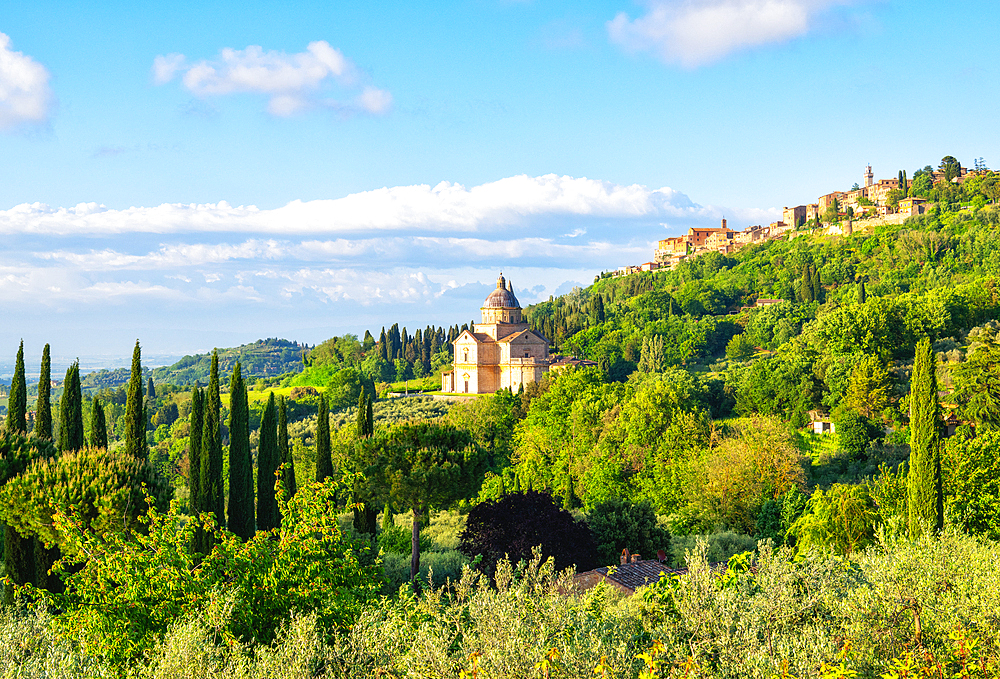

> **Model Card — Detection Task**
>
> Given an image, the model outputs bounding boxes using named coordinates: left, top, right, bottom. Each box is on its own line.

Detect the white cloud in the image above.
left=153, top=41, right=390, bottom=117
left=152, top=53, right=186, bottom=85
left=0, top=32, right=53, bottom=129
left=608, top=0, right=856, bottom=67
left=0, top=175, right=715, bottom=236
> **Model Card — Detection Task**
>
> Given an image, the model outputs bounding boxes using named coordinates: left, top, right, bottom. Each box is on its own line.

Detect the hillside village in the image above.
left=611, top=161, right=985, bottom=277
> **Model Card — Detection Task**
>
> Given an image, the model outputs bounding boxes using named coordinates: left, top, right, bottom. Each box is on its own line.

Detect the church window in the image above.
left=463, top=348, right=468, bottom=363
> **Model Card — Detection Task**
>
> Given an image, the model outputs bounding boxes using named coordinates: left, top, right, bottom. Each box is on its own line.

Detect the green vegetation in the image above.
left=5, top=165, right=1000, bottom=675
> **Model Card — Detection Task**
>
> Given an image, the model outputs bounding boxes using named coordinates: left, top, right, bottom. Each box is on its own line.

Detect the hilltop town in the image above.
left=611, top=160, right=985, bottom=276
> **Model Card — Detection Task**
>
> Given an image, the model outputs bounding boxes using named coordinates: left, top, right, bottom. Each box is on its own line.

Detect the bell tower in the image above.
left=864, top=164, right=874, bottom=188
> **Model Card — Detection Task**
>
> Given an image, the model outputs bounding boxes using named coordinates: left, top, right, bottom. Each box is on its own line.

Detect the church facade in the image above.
left=440, top=274, right=550, bottom=394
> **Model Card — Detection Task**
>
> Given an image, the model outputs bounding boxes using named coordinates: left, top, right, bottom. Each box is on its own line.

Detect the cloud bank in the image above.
left=0, top=32, right=53, bottom=129
left=153, top=41, right=391, bottom=116
left=0, top=174, right=779, bottom=357
left=0, top=174, right=757, bottom=236
left=608, top=0, right=857, bottom=67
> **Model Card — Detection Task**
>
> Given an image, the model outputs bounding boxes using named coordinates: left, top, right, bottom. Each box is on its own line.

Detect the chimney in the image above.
left=620, top=548, right=629, bottom=565
left=631, top=554, right=640, bottom=563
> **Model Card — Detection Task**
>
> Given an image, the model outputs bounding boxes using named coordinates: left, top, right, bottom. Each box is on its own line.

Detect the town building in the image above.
left=440, top=273, right=550, bottom=394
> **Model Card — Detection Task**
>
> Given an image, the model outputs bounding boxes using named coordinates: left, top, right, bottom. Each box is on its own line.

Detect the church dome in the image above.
left=483, top=273, right=520, bottom=309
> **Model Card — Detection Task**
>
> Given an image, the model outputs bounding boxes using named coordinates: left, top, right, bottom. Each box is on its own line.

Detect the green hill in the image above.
left=80, top=338, right=306, bottom=390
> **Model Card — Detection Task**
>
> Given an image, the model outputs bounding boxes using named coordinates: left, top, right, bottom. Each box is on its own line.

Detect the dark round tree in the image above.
left=458, top=490, right=598, bottom=578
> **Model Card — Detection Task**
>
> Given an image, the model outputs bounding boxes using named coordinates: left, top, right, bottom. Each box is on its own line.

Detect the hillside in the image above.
left=79, top=338, right=306, bottom=391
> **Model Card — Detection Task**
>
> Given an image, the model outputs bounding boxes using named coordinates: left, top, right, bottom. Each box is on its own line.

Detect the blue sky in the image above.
left=1, top=0, right=997, bottom=367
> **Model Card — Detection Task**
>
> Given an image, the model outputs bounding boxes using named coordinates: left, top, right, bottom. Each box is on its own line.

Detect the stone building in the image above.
left=440, top=274, right=550, bottom=394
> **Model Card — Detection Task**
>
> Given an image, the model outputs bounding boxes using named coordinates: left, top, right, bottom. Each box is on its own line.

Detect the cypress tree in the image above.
left=123, top=340, right=147, bottom=458
left=200, top=351, right=224, bottom=530
left=227, top=362, right=254, bottom=539
left=366, top=391, right=374, bottom=437
left=356, top=386, right=370, bottom=439
left=800, top=267, right=814, bottom=303
left=812, top=268, right=823, bottom=303
left=34, top=344, right=52, bottom=439
left=907, top=337, right=943, bottom=537
left=257, top=392, right=279, bottom=531
left=90, top=396, right=108, bottom=449
left=278, top=396, right=296, bottom=502
left=6, top=341, right=26, bottom=434
left=58, top=362, right=84, bottom=452
left=379, top=327, right=388, bottom=361
left=858, top=280, right=867, bottom=305
left=146, top=376, right=156, bottom=401
left=315, top=393, right=332, bottom=482
left=188, top=387, right=204, bottom=517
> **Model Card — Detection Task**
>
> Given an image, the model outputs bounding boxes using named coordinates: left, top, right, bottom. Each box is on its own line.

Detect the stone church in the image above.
left=440, top=273, right=550, bottom=394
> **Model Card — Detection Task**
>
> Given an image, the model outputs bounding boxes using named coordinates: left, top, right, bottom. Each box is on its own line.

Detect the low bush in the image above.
left=669, top=530, right=757, bottom=566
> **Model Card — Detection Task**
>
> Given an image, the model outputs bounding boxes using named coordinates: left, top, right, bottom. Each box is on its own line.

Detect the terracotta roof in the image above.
left=595, top=560, right=686, bottom=591
left=497, top=329, right=546, bottom=344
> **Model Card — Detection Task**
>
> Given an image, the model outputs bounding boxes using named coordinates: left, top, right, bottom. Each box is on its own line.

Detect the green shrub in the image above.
left=586, top=497, right=671, bottom=565
left=669, top=530, right=757, bottom=567
left=377, top=523, right=431, bottom=554
left=381, top=549, right=467, bottom=591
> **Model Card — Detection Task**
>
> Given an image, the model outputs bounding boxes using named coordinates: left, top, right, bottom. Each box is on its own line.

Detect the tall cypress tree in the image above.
left=378, top=328, right=388, bottom=361
left=200, top=351, right=224, bottom=530
left=34, top=344, right=52, bottom=440
left=315, top=393, right=332, bottom=482
left=58, top=362, right=84, bottom=452
left=227, top=362, right=253, bottom=539
left=89, top=396, right=108, bottom=449
left=356, top=386, right=370, bottom=439
left=257, top=392, right=279, bottom=531
left=146, top=376, right=156, bottom=401
left=123, top=340, right=147, bottom=458
left=812, top=268, right=823, bottom=303
left=858, top=280, right=867, bottom=305
left=6, top=341, right=26, bottom=434
left=188, top=387, right=204, bottom=517
left=278, top=396, right=296, bottom=502
left=907, top=337, right=944, bottom=537
left=366, top=391, right=374, bottom=437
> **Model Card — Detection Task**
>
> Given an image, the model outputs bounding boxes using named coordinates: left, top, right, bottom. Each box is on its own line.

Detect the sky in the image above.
left=1, top=0, right=998, bottom=369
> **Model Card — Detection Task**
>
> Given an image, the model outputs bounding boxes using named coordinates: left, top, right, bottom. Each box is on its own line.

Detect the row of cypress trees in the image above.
left=4, top=341, right=122, bottom=451
left=188, top=352, right=298, bottom=548
left=3, top=339, right=147, bottom=600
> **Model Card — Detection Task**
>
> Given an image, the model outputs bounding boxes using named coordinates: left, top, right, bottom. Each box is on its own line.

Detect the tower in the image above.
left=864, top=164, right=874, bottom=188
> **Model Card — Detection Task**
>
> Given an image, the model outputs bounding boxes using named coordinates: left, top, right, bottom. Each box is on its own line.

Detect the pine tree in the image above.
left=257, top=392, right=279, bottom=531
left=58, top=362, right=84, bottom=452
left=278, top=396, right=296, bottom=503
left=6, top=341, right=26, bottom=434
left=858, top=280, right=867, bottom=305
left=315, top=393, right=332, bottom=482
left=34, top=344, right=52, bottom=439
left=227, top=362, right=254, bottom=539
left=907, top=337, right=943, bottom=537
left=90, top=396, right=108, bottom=449
left=200, top=351, right=224, bottom=531
left=188, top=387, right=204, bottom=517
left=123, top=340, right=147, bottom=458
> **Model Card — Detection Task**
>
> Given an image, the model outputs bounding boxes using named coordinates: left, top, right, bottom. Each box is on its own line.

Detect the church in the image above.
left=440, top=273, right=550, bottom=394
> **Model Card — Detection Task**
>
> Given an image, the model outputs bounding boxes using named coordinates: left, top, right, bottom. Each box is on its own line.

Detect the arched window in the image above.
left=463, top=348, right=469, bottom=363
